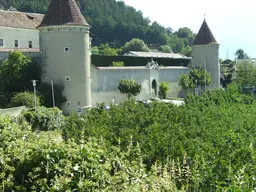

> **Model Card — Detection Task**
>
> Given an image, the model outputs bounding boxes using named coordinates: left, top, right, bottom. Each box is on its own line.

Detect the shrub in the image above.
left=22, top=106, right=65, bottom=131
left=118, top=79, right=142, bottom=99
left=9, top=92, right=40, bottom=108
left=111, top=61, right=124, bottom=67
left=159, top=82, right=170, bottom=99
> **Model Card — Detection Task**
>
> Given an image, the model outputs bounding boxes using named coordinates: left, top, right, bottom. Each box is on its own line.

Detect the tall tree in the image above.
left=235, top=49, right=249, bottom=59
left=123, top=38, right=149, bottom=53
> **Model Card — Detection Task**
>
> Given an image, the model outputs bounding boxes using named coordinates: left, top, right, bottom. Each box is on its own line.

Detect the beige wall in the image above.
left=0, top=26, right=39, bottom=49
left=159, top=67, right=189, bottom=98
left=91, top=66, right=189, bottom=106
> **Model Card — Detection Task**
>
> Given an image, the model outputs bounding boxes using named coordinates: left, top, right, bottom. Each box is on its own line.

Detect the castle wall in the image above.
left=159, top=67, right=189, bottom=98
left=91, top=67, right=151, bottom=105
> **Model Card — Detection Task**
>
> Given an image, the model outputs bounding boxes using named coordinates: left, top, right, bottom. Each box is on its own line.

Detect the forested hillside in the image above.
left=0, top=0, right=195, bottom=54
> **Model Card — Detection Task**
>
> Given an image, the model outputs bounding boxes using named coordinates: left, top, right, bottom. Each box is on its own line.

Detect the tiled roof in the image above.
left=0, top=10, right=44, bottom=29
left=124, top=51, right=190, bottom=59
left=38, top=0, right=89, bottom=27
left=193, top=19, right=218, bottom=45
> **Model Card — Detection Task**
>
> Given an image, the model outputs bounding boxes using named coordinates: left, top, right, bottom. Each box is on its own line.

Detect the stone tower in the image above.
left=37, top=0, right=91, bottom=114
left=191, top=19, right=220, bottom=89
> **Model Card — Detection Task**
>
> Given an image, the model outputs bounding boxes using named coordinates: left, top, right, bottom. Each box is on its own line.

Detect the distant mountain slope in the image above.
left=0, top=0, right=195, bottom=53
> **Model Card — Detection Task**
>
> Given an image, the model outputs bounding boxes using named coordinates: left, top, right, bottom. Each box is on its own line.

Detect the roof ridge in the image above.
left=0, top=10, right=44, bottom=15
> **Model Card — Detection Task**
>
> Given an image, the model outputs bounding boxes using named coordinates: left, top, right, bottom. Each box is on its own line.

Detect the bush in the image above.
left=159, top=82, right=170, bottom=99
left=22, top=106, right=65, bottom=131
left=9, top=92, right=40, bottom=108
left=111, top=61, right=124, bottom=67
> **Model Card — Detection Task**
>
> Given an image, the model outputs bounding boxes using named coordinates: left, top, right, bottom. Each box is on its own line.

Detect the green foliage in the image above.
left=118, top=79, right=142, bottom=99
left=123, top=38, right=150, bottom=53
left=0, top=51, right=39, bottom=94
left=37, top=82, right=67, bottom=108
left=158, top=45, right=172, bottom=53
left=179, top=67, right=211, bottom=91
left=235, top=48, right=249, bottom=59
left=111, top=61, right=124, bottom=67
left=22, top=106, right=65, bottom=131
left=235, top=60, right=256, bottom=88
left=0, top=115, right=180, bottom=191
left=98, top=44, right=118, bottom=56
left=9, top=92, right=40, bottom=108
left=159, top=82, right=171, bottom=99
left=180, top=46, right=192, bottom=57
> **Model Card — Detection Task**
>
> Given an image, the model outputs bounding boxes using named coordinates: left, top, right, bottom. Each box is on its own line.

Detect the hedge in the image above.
left=91, top=55, right=190, bottom=67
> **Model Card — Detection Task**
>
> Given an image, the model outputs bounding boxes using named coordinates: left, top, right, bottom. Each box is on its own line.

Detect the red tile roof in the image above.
left=193, top=19, right=218, bottom=45
left=38, top=0, right=89, bottom=27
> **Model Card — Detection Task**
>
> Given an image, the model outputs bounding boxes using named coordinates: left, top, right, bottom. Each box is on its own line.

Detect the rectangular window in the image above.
left=0, top=39, right=3, bottom=47
left=14, top=40, right=19, bottom=48
left=64, top=47, right=70, bottom=52
left=29, top=41, right=32, bottom=48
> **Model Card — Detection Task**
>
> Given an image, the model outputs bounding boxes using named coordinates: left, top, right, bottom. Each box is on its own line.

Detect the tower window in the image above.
left=66, top=101, right=71, bottom=106
left=14, top=40, right=19, bottom=48
left=65, top=76, right=71, bottom=81
left=0, top=39, right=3, bottom=47
left=64, top=47, right=70, bottom=52
left=41, top=48, right=44, bottom=53
left=29, top=41, right=32, bottom=48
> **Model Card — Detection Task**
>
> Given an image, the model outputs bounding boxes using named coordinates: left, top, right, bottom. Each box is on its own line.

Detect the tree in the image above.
left=118, top=79, right=142, bottom=99
left=180, top=46, right=192, bottom=57
left=179, top=67, right=211, bottom=91
left=123, top=38, right=150, bottom=53
left=0, top=51, right=40, bottom=95
left=235, top=49, right=249, bottom=59
left=99, top=44, right=118, bottom=56
left=159, top=82, right=170, bottom=99
left=235, top=60, right=256, bottom=88
left=158, top=45, right=172, bottom=53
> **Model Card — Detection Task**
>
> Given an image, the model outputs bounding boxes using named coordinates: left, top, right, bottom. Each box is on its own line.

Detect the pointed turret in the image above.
left=193, top=19, right=217, bottom=45
left=38, top=0, right=89, bottom=27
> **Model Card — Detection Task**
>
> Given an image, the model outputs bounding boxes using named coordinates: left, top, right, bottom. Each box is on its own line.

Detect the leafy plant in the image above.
left=118, top=79, right=142, bottom=99
left=9, top=91, right=40, bottom=108
left=22, top=106, right=65, bottom=131
left=112, top=61, right=124, bottom=67
left=159, top=81, right=171, bottom=99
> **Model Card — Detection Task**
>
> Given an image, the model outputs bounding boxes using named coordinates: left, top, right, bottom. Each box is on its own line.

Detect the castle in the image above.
left=0, top=0, right=220, bottom=114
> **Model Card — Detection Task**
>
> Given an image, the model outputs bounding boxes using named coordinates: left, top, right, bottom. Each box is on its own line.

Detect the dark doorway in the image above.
left=152, top=79, right=157, bottom=96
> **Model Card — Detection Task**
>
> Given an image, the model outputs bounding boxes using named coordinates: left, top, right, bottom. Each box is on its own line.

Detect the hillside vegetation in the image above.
left=0, top=0, right=195, bottom=54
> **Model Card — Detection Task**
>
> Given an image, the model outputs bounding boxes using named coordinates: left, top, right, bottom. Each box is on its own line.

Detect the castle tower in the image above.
left=37, top=0, right=91, bottom=113
left=192, top=19, right=220, bottom=89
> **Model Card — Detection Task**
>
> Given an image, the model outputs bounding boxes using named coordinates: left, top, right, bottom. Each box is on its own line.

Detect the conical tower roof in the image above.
left=38, top=0, right=89, bottom=27
left=193, top=19, right=217, bottom=45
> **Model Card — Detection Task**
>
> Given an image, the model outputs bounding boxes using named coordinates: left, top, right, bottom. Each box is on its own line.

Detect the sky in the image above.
left=123, top=0, right=256, bottom=60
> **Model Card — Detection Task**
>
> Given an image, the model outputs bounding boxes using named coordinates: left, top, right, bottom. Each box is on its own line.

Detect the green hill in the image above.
left=0, top=0, right=195, bottom=54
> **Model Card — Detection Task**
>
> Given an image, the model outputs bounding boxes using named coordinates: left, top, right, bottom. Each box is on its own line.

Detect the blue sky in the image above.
left=123, top=0, right=256, bottom=60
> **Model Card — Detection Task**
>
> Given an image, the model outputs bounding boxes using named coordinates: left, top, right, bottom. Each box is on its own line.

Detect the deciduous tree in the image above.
left=118, top=79, right=142, bottom=99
